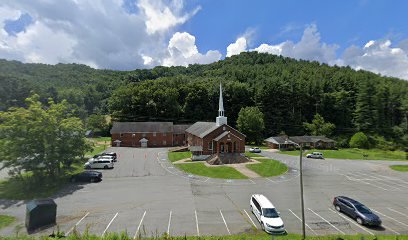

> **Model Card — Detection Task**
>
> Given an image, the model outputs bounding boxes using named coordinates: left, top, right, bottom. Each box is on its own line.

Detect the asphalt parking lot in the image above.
left=1, top=147, right=408, bottom=237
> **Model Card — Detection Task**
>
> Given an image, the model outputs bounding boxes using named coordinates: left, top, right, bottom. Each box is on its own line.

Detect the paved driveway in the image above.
left=1, top=147, right=408, bottom=237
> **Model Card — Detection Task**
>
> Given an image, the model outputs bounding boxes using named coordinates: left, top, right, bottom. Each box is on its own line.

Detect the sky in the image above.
left=1, top=0, right=408, bottom=80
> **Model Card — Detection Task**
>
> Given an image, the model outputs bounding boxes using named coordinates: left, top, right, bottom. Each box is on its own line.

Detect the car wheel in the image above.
left=356, top=217, right=363, bottom=225
left=85, top=165, right=91, bottom=169
left=261, top=222, right=265, bottom=230
left=250, top=205, right=254, bottom=213
left=104, top=165, right=108, bottom=169
left=335, top=205, right=341, bottom=212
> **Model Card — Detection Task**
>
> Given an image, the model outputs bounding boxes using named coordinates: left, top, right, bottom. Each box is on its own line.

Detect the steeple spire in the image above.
left=218, top=82, right=224, bottom=116
left=216, top=82, right=227, bottom=126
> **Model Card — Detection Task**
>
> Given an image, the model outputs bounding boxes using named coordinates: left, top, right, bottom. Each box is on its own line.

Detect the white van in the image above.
left=306, top=152, right=324, bottom=159
left=250, top=194, right=285, bottom=234
left=84, top=159, right=114, bottom=169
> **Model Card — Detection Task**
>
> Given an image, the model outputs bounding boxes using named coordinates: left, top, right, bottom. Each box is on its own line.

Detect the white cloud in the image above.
left=0, top=0, right=199, bottom=69
left=162, top=32, right=221, bottom=66
left=341, top=39, right=408, bottom=80
left=226, top=37, right=247, bottom=57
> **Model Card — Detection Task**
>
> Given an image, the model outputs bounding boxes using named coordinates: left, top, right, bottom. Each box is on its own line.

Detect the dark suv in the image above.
left=333, top=196, right=381, bottom=226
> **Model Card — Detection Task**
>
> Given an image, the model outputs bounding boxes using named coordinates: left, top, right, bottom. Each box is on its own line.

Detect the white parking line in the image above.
left=373, top=209, right=408, bottom=228
left=195, top=210, right=200, bottom=236
left=102, top=212, right=118, bottom=236
left=380, top=223, right=401, bottom=235
left=133, top=211, right=146, bottom=239
left=343, top=173, right=388, bottom=190
left=265, top=178, right=275, bottom=183
left=65, top=212, right=90, bottom=236
left=248, top=179, right=255, bottom=184
left=355, top=172, right=402, bottom=190
left=167, top=211, right=172, bottom=235
left=376, top=174, right=408, bottom=186
left=328, top=208, right=374, bottom=236
left=308, top=208, right=345, bottom=235
left=388, top=207, right=408, bottom=218
left=219, top=209, right=231, bottom=235
left=243, top=209, right=257, bottom=229
left=288, top=209, right=317, bottom=235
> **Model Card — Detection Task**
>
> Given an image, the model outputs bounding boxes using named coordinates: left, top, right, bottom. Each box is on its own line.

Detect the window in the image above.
left=153, top=132, right=156, bottom=136
left=142, top=133, right=146, bottom=137
left=120, top=133, right=124, bottom=137
left=163, top=140, right=167, bottom=145
left=208, top=142, right=212, bottom=150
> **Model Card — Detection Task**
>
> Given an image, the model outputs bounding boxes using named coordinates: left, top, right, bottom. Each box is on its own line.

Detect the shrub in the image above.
left=349, top=132, right=369, bottom=149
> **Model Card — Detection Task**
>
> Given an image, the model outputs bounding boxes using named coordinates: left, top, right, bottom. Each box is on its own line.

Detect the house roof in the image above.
left=290, top=136, right=335, bottom=143
left=110, top=122, right=173, bottom=133
left=185, top=122, right=219, bottom=138
left=265, top=136, right=295, bottom=145
left=173, top=124, right=192, bottom=134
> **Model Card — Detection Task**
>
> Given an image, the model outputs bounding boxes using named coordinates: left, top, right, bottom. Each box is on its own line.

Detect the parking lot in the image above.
left=1, top=147, right=408, bottom=237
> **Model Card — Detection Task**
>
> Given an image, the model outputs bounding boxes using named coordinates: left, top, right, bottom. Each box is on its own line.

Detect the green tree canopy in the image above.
left=303, top=113, right=336, bottom=136
left=349, top=132, right=370, bottom=149
left=237, top=106, right=265, bottom=144
left=0, top=95, right=91, bottom=178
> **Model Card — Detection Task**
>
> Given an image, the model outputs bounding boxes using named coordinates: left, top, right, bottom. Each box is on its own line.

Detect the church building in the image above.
left=185, top=84, right=246, bottom=159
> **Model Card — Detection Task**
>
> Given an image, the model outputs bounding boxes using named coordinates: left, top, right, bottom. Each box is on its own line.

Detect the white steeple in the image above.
left=216, top=83, right=228, bottom=126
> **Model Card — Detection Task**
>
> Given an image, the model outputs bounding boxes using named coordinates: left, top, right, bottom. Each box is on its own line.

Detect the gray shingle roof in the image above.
left=289, top=136, right=335, bottom=143
left=110, top=122, right=173, bottom=133
left=265, top=136, right=295, bottom=145
left=173, top=124, right=192, bottom=134
left=185, top=122, right=219, bottom=138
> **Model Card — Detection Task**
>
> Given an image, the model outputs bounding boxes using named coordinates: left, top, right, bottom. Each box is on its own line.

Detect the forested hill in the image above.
left=1, top=52, right=407, bottom=146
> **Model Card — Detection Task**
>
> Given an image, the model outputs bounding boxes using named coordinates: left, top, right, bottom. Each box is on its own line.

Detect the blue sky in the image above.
left=0, top=0, right=408, bottom=79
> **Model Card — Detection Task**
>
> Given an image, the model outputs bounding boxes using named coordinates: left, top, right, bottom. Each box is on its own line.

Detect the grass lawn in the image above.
left=168, top=152, right=192, bottom=162
left=0, top=215, right=16, bottom=230
left=244, top=151, right=263, bottom=158
left=175, top=162, right=248, bottom=179
left=85, top=137, right=111, bottom=157
left=390, top=165, right=408, bottom=172
left=246, top=158, right=288, bottom=177
left=279, top=148, right=407, bottom=161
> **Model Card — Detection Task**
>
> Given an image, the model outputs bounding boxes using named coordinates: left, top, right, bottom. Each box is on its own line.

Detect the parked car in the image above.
left=249, top=147, right=261, bottom=153
left=84, top=159, right=114, bottom=169
left=102, top=152, right=117, bottom=160
left=333, top=196, right=381, bottom=226
left=71, top=170, right=102, bottom=183
left=306, top=152, right=324, bottom=159
left=250, top=194, right=286, bottom=234
left=98, top=155, right=116, bottom=162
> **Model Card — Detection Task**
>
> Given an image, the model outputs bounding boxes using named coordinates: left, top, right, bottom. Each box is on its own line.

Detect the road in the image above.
left=1, top=147, right=408, bottom=237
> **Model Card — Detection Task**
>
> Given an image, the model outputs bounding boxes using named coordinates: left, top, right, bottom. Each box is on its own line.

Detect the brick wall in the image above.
left=111, top=132, right=174, bottom=147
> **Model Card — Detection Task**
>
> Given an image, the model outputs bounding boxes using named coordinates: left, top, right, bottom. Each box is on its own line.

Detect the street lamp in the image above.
left=286, top=140, right=306, bottom=239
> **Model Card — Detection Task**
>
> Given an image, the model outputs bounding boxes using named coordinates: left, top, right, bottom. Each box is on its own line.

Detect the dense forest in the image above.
left=1, top=52, right=407, bottom=148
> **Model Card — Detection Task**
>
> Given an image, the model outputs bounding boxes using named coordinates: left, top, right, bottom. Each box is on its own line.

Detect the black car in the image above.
left=71, top=170, right=102, bottom=183
left=333, top=196, right=381, bottom=226
left=102, top=152, right=117, bottom=161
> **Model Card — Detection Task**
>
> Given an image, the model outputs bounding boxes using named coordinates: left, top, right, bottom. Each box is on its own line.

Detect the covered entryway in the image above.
left=214, top=131, right=243, bottom=155
left=139, top=138, right=148, bottom=148
left=113, top=139, right=121, bottom=147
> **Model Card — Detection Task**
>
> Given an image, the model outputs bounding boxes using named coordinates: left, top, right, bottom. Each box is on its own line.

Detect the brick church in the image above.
left=186, top=84, right=246, bottom=159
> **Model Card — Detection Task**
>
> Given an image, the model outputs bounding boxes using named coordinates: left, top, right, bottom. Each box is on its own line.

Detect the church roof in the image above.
left=185, top=122, right=218, bottom=138
left=110, top=122, right=173, bottom=133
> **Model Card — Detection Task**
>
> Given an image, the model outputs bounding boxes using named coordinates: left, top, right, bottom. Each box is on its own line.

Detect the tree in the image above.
left=349, top=132, right=369, bottom=149
left=237, top=106, right=265, bottom=144
left=303, top=113, right=335, bottom=136
left=87, top=114, right=109, bottom=136
left=0, top=95, right=91, bottom=179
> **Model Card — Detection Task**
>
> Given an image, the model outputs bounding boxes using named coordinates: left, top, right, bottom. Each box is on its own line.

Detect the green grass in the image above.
left=279, top=148, right=407, bottom=161
left=175, top=162, right=248, bottom=179
left=85, top=137, right=111, bottom=157
left=168, top=152, right=192, bottom=162
left=0, top=215, right=16, bottom=230
left=244, top=151, right=263, bottom=158
left=390, top=165, right=408, bottom=171
left=246, top=158, right=288, bottom=177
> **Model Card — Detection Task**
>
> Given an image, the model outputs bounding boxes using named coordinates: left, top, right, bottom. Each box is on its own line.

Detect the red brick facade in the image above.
left=187, top=124, right=245, bottom=155
left=111, top=132, right=175, bottom=147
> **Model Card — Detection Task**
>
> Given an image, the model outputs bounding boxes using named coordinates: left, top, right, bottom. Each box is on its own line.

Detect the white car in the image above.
left=249, top=147, right=261, bottom=153
left=306, top=152, right=324, bottom=159
left=84, top=159, right=114, bottom=169
left=250, top=194, right=285, bottom=234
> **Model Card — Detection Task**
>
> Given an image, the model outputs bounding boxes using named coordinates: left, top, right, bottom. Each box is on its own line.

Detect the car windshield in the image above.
left=262, top=208, right=279, bottom=218
left=355, top=204, right=372, bottom=214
